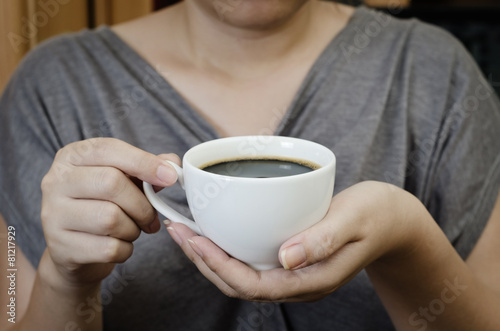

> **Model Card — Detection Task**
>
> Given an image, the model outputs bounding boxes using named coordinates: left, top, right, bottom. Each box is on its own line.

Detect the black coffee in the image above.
left=201, top=157, right=319, bottom=178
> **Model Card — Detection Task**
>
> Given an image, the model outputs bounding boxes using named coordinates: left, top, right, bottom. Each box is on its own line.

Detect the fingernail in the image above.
left=163, top=219, right=171, bottom=226
left=188, top=239, right=203, bottom=258
left=156, top=162, right=177, bottom=185
left=167, top=226, right=182, bottom=245
left=281, top=244, right=306, bottom=270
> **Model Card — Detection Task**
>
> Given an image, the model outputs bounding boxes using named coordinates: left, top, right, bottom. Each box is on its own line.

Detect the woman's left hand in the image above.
left=165, top=181, right=428, bottom=302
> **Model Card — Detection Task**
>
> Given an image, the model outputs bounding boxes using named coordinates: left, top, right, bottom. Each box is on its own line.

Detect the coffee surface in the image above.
left=201, top=158, right=318, bottom=178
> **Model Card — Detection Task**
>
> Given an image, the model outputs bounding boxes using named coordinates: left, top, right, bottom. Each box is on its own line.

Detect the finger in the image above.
left=167, top=222, right=305, bottom=301
left=167, top=220, right=370, bottom=302
left=190, top=234, right=370, bottom=302
left=59, top=166, right=158, bottom=233
left=187, top=235, right=269, bottom=298
left=164, top=221, right=202, bottom=248
left=278, top=202, right=363, bottom=270
left=58, top=138, right=178, bottom=187
left=54, top=198, right=142, bottom=242
left=165, top=222, right=241, bottom=297
left=186, top=234, right=319, bottom=302
left=153, top=153, right=182, bottom=192
left=165, top=222, right=334, bottom=301
left=47, top=230, right=134, bottom=265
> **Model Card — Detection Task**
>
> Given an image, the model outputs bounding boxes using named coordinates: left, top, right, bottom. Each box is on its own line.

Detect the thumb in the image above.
left=278, top=215, right=356, bottom=270
left=153, top=153, right=182, bottom=192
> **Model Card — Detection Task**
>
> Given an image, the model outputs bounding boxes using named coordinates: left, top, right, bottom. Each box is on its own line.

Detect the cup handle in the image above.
left=143, top=161, right=202, bottom=235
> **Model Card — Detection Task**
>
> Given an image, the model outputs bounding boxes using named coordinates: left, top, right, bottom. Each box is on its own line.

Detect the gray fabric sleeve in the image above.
left=419, top=27, right=500, bottom=258
left=0, top=45, right=62, bottom=268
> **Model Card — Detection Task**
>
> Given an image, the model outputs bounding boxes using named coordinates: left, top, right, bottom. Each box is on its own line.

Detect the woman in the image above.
left=1, top=0, right=499, bottom=330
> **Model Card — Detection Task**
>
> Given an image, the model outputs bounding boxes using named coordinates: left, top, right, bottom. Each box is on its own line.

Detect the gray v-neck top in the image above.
left=1, top=6, right=500, bottom=331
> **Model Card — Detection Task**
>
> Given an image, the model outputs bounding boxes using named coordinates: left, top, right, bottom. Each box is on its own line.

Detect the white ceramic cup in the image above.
left=143, top=136, right=336, bottom=270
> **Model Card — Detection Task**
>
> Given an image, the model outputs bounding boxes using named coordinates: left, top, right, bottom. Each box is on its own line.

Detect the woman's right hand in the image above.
left=40, top=138, right=179, bottom=287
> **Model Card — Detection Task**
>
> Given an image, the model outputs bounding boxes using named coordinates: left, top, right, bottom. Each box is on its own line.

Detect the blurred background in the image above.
left=1, top=0, right=499, bottom=94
